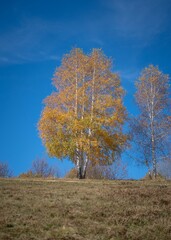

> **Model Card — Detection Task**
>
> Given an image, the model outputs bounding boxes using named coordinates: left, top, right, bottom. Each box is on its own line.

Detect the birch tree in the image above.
left=133, top=65, right=171, bottom=178
left=38, top=48, right=127, bottom=178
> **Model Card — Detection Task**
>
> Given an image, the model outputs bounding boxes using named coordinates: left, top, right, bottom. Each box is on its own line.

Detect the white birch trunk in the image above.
left=150, top=82, right=157, bottom=178
left=82, top=60, right=96, bottom=178
left=76, top=143, right=81, bottom=178
left=83, top=154, right=89, bottom=178
left=75, top=50, right=81, bottom=178
left=84, top=62, right=96, bottom=177
left=91, top=64, right=95, bottom=122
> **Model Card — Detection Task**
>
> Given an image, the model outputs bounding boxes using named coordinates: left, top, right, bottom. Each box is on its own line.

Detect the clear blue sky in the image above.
left=0, top=0, right=171, bottom=178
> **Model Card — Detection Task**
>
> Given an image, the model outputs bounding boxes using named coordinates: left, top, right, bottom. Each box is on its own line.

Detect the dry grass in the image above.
left=0, top=178, right=171, bottom=240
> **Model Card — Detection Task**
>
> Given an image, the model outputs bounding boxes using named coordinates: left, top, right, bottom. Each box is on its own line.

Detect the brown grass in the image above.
left=0, top=178, right=171, bottom=240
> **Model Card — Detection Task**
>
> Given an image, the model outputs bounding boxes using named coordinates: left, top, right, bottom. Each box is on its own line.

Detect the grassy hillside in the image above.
left=0, top=178, right=171, bottom=240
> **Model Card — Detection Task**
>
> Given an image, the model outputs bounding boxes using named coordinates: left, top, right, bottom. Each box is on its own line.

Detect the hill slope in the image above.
left=0, top=178, right=171, bottom=240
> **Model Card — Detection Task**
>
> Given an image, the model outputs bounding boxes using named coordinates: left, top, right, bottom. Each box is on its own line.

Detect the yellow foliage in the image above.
left=38, top=48, right=127, bottom=166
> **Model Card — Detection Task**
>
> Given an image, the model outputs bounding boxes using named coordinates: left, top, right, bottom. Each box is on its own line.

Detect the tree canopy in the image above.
left=38, top=48, right=127, bottom=178
left=131, top=65, right=171, bottom=178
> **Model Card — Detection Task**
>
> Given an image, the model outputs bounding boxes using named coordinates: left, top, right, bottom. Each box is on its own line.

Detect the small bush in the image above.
left=19, top=158, right=59, bottom=178
left=142, top=171, right=166, bottom=180
left=0, top=162, right=12, bottom=178
left=19, top=171, right=35, bottom=178
left=65, top=168, right=77, bottom=178
left=158, top=158, right=171, bottom=180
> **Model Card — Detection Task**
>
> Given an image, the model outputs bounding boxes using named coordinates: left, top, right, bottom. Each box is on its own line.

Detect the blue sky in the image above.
left=0, top=0, right=171, bottom=178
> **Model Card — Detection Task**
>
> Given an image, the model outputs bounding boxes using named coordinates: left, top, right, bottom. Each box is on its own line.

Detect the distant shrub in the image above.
left=158, top=158, right=171, bottom=180
left=19, top=170, right=35, bottom=178
left=142, top=171, right=166, bottom=180
left=65, top=168, right=77, bottom=178
left=19, top=158, right=59, bottom=178
left=0, top=162, right=12, bottom=178
left=86, top=159, right=127, bottom=180
left=86, top=164, right=105, bottom=179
